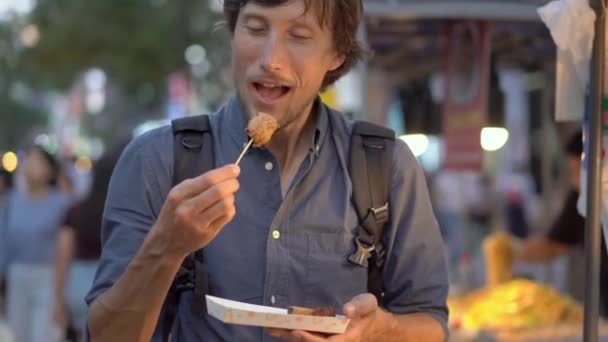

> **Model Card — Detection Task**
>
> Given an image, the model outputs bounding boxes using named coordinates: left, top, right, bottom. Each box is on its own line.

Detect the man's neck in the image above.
left=266, top=102, right=317, bottom=196
left=267, top=109, right=316, bottom=165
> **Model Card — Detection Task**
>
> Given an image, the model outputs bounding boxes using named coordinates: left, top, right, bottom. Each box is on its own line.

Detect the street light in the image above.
left=2, top=151, right=18, bottom=172
left=399, top=134, right=429, bottom=157
left=481, top=127, right=509, bottom=151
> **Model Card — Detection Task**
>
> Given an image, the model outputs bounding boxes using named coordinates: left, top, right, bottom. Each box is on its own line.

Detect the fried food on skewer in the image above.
left=236, top=112, right=279, bottom=165
left=246, top=112, right=279, bottom=147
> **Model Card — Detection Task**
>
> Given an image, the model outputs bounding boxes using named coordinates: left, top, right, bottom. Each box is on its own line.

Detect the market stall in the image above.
left=448, top=232, right=607, bottom=341
left=361, top=1, right=607, bottom=340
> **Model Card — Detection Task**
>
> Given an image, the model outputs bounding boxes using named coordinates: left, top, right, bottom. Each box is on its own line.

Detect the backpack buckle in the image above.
left=348, top=238, right=375, bottom=268
left=181, top=136, right=203, bottom=149
left=370, top=203, right=389, bottom=226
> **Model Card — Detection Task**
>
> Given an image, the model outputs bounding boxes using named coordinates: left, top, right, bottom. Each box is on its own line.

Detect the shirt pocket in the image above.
left=303, top=231, right=368, bottom=309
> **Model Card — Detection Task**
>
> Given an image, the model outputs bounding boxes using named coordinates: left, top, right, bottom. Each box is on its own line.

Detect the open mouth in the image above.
left=252, top=82, right=291, bottom=103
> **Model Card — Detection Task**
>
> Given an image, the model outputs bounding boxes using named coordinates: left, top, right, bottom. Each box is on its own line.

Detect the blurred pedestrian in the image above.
left=488, top=131, right=608, bottom=315
left=0, top=145, right=72, bottom=342
left=0, top=169, right=14, bottom=338
left=52, top=143, right=126, bottom=341
left=0, top=170, right=12, bottom=195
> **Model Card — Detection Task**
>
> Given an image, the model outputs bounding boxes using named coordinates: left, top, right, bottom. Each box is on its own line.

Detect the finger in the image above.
left=343, top=293, right=378, bottom=318
left=326, top=334, right=347, bottom=342
left=170, top=164, right=240, bottom=202
left=326, top=325, right=357, bottom=342
left=184, top=178, right=239, bottom=215
left=173, top=186, right=236, bottom=232
left=291, top=330, right=330, bottom=341
left=267, top=328, right=294, bottom=340
left=191, top=195, right=236, bottom=231
left=267, top=329, right=329, bottom=342
left=207, top=211, right=237, bottom=232
left=194, top=211, right=237, bottom=243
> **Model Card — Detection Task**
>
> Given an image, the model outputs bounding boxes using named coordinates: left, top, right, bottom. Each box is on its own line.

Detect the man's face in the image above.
left=231, top=0, right=344, bottom=127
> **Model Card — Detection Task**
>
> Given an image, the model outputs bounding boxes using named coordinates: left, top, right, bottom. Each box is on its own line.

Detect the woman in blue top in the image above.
left=2, top=145, right=72, bottom=342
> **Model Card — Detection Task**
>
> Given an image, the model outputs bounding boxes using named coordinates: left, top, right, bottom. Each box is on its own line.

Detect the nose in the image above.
left=260, top=33, right=287, bottom=72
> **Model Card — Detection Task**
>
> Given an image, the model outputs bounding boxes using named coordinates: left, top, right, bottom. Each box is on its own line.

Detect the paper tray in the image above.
left=206, top=295, right=350, bottom=334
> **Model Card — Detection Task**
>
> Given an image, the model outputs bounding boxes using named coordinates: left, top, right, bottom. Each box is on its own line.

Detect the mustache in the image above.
left=248, top=73, right=294, bottom=87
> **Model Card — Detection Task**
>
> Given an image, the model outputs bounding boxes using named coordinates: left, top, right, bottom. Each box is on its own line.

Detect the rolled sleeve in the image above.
left=85, top=127, right=173, bottom=306
left=382, top=139, right=449, bottom=331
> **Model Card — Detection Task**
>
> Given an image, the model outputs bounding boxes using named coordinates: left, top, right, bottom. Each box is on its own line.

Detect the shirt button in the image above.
left=272, top=230, right=280, bottom=240
left=271, top=295, right=276, bottom=304
left=265, top=162, right=274, bottom=171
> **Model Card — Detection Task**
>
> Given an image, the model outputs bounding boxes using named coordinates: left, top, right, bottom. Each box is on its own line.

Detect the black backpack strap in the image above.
left=347, top=121, right=395, bottom=305
left=172, top=114, right=214, bottom=185
left=163, top=114, right=214, bottom=342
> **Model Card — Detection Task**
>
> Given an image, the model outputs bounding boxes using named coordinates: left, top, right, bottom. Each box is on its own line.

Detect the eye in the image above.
left=246, top=25, right=266, bottom=35
left=290, top=27, right=312, bottom=41
left=291, top=33, right=311, bottom=40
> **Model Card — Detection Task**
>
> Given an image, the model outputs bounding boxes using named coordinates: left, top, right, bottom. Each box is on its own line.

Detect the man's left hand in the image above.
left=268, top=293, right=389, bottom=342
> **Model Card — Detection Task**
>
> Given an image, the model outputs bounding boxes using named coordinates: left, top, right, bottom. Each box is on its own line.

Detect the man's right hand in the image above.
left=152, top=164, right=241, bottom=258
left=88, top=164, right=241, bottom=342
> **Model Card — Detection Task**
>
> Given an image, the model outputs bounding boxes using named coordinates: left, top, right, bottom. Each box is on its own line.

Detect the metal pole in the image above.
left=583, top=1, right=606, bottom=341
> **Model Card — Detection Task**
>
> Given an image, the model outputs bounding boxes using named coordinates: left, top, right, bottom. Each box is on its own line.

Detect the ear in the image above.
left=328, top=53, right=346, bottom=72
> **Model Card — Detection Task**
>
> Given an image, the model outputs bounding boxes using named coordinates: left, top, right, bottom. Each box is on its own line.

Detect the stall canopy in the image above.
left=364, top=0, right=550, bottom=20
left=363, top=0, right=555, bottom=88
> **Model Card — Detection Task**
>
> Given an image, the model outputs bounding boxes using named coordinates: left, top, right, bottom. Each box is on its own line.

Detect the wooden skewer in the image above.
left=235, top=139, right=253, bottom=165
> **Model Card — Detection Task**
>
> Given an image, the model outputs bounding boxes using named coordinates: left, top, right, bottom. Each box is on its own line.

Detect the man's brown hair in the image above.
left=223, top=0, right=366, bottom=88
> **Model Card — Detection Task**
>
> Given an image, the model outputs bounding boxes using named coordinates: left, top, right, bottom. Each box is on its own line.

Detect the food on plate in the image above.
left=287, top=306, right=337, bottom=317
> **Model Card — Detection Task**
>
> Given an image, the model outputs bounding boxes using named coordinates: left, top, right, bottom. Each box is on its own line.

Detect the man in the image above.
left=86, top=1, right=449, bottom=341
left=511, top=131, right=608, bottom=315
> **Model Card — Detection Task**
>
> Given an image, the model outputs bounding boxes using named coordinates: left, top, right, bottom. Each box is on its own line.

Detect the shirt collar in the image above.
left=223, top=96, right=249, bottom=150
left=310, top=97, right=329, bottom=158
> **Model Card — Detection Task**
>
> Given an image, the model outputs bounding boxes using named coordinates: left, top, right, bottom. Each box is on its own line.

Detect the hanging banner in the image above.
left=442, top=20, right=491, bottom=171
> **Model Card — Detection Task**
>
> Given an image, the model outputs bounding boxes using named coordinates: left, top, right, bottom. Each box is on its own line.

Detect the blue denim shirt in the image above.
left=86, top=97, right=449, bottom=341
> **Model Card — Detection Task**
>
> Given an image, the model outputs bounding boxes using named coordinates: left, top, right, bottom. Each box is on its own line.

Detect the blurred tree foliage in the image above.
left=0, top=96, right=48, bottom=151
left=0, top=18, right=48, bottom=151
left=2, top=0, right=234, bottom=149
left=23, top=0, right=231, bottom=97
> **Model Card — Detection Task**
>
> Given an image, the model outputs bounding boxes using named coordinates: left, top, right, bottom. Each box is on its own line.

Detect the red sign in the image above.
left=442, top=21, right=491, bottom=171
